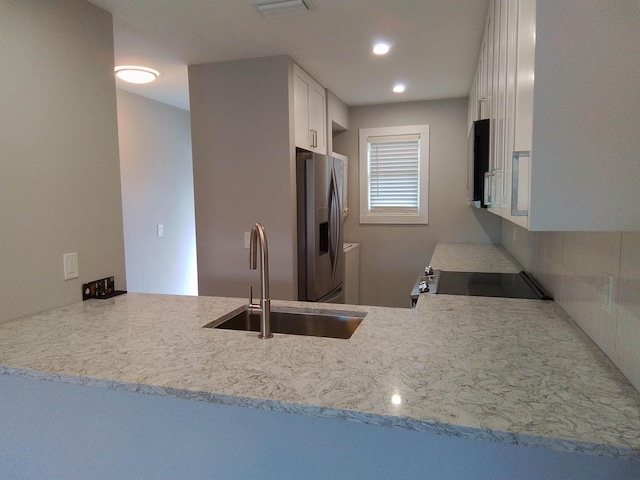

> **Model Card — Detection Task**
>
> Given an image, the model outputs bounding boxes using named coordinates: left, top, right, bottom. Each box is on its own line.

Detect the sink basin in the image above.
left=204, top=309, right=365, bottom=339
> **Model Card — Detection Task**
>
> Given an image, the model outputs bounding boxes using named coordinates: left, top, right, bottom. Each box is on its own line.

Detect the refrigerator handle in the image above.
left=329, top=166, right=341, bottom=279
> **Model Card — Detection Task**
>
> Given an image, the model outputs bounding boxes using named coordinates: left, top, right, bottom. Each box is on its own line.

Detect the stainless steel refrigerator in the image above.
left=296, top=150, right=345, bottom=303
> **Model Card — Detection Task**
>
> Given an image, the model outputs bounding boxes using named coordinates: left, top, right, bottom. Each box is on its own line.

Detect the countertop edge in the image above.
left=3, top=365, right=637, bottom=461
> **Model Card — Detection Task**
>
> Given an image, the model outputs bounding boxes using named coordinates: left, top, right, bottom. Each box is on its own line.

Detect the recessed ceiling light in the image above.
left=373, top=43, right=390, bottom=55
left=393, top=84, right=405, bottom=93
left=115, top=66, right=159, bottom=84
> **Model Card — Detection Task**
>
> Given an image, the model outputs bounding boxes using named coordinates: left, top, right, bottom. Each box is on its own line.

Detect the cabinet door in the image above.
left=478, top=32, right=489, bottom=119
left=468, top=72, right=478, bottom=132
left=498, top=0, right=526, bottom=227
left=480, top=0, right=533, bottom=228
left=294, top=72, right=311, bottom=149
left=308, top=82, right=326, bottom=154
left=293, top=65, right=326, bottom=154
left=487, top=0, right=502, bottom=212
left=506, top=0, right=535, bottom=228
left=494, top=0, right=512, bottom=212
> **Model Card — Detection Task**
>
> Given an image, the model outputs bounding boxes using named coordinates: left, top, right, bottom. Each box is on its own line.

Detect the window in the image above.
left=359, top=124, right=429, bottom=224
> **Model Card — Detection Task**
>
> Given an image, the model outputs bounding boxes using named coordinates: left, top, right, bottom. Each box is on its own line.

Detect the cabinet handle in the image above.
left=310, top=129, right=318, bottom=148
left=484, top=169, right=501, bottom=207
left=483, top=171, right=493, bottom=206
left=491, top=169, right=501, bottom=207
left=478, top=96, right=486, bottom=119
left=511, top=151, right=529, bottom=216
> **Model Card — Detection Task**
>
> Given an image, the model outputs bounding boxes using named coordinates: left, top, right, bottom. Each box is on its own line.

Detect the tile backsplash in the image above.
left=501, top=223, right=640, bottom=393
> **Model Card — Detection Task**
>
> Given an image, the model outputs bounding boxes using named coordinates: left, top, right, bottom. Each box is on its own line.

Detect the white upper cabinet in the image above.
left=506, top=0, right=534, bottom=228
left=294, top=64, right=327, bottom=154
left=470, top=0, right=640, bottom=231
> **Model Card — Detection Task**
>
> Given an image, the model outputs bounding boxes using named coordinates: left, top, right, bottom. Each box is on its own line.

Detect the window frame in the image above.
left=358, top=124, right=430, bottom=225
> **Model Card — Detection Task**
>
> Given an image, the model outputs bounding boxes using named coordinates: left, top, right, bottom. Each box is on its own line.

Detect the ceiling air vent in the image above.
left=254, top=0, right=311, bottom=18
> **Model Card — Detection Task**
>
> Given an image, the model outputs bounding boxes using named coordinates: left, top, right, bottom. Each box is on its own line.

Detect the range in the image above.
left=411, top=268, right=552, bottom=307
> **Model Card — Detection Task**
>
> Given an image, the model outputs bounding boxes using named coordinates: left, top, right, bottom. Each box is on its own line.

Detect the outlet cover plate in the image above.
left=63, top=253, right=79, bottom=280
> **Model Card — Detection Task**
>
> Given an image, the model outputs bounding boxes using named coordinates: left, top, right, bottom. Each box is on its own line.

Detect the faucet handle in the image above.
left=248, top=286, right=259, bottom=312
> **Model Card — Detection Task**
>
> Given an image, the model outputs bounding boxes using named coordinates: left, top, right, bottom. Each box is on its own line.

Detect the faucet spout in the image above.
left=249, top=223, right=272, bottom=339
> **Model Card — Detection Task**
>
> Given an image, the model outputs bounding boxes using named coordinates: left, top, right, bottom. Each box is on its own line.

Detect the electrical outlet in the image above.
left=63, top=253, right=79, bottom=280
left=244, top=231, right=250, bottom=249
left=82, top=276, right=126, bottom=300
left=601, top=273, right=613, bottom=314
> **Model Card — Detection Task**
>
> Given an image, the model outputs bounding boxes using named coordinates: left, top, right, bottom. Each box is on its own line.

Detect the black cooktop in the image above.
left=436, top=271, right=552, bottom=300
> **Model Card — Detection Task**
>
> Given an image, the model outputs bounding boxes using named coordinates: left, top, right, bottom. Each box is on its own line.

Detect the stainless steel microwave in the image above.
left=467, top=118, right=490, bottom=208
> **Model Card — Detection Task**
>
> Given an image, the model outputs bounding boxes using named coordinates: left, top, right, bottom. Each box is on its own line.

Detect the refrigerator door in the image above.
left=318, top=284, right=345, bottom=304
left=297, top=152, right=345, bottom=302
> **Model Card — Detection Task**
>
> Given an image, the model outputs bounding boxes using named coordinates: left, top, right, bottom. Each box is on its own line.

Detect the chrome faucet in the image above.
left=248, top=223, right=272, bottom=339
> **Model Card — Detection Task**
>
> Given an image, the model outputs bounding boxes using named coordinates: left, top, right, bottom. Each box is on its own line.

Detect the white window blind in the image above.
left=359, top=124, right=429, bottom=225
left=367, top=134, right=420, bottom=213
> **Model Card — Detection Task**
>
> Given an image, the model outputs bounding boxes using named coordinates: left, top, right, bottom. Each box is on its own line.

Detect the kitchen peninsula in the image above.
left=1, top=245, right=640, bottom=478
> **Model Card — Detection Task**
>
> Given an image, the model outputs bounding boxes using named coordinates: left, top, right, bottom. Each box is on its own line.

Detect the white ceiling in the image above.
left=89, top=0, right=490, bottom=111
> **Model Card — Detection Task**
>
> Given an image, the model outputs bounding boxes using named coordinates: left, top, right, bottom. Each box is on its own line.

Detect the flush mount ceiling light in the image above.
left=115, top=66, right=159, bottom=84
left=254, top=0, right=310, bottom=18
left=373, top=43, right=390, bottom=55
left=393, top=84, right=406, bottom=93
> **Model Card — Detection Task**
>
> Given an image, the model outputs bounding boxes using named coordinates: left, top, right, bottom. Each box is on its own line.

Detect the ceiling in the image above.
left=88, top=0, right=490, bottom=111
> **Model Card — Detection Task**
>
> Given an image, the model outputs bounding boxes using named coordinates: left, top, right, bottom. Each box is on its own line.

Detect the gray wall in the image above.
left=117, top=90, right=197, bottom=295
left=334, top=98, right=501, bottom=307
left=188, top=56, right=297, bottom=301
left=0, top=0, right=125, bottom=323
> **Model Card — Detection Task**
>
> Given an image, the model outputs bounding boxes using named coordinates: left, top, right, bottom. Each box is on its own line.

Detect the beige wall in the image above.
left=0, top=0, right=125, bottom=323
left=188, top=56, right=297, bottom=300
left=333, top=98, right=501, bottom=308
left=502, top=223, right=640, bottom=392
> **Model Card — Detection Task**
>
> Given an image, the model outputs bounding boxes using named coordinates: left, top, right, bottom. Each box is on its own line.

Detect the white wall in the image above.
left=0, top=0, right=125, bottom=323
left=117, top=90, right=197, bottom=295
left=333, top=98, right=501, bottom=307
left=502, top=224, right=640, bottom=393
left=2, top=375, right=638, bottom=479
left=188, top=56, right=297, bottom=301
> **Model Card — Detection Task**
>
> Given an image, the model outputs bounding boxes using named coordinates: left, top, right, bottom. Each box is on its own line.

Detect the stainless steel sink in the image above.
left=204, top=309, right=365, bottom=339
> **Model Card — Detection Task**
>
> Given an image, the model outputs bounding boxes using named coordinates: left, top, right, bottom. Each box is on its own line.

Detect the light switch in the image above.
left=157, top=224, right=164, bottom=237
left=63, top=253, right=79, bottom=280
left=244, top=232, right=250, bottom=249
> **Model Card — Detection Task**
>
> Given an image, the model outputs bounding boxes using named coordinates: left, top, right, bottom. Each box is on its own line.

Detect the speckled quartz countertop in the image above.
left=1, top=246, right=640, bottom=461
left=429, top=242, right=522, bottom=273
